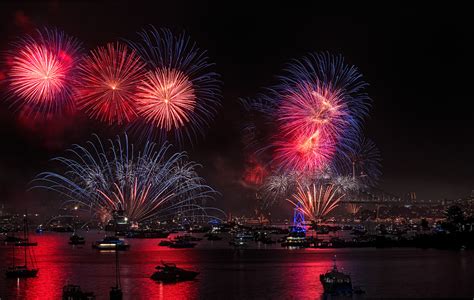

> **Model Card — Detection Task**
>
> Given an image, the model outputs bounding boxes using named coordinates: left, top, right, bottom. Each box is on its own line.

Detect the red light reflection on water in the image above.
left=0, top=232, right=199, bottom=299
left=0, top=233, right=66, bottom=299
left=1, top=231, right=341, bottom=299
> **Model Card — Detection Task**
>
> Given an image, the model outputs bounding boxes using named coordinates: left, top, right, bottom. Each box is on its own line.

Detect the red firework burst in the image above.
left=77, top=42, right=146, bottom=125
left=6, top=28, right=82, bottom=116
left=136, top=68, right=196, bottom=131
left=274, top=83, right=349, bottom=173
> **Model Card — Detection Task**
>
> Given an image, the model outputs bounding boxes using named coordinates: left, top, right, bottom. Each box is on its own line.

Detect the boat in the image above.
left=150, top=261, right=199, bottom=282
left=109, top=239, right=123, bottom=300
left=11, top=215, right=37, bottom=247
left=234, top=231, right=254, bottom=240
left=6, top=266, right=38, bottom=278
left=69, top=233, right=86, bottom=245
left=229, top=237, right=248, bottom=248
left=15, top=240, right=38, bottom=246
left=92, top=236, right=130, bottom=250
left=281, top=226, right=309, bottom=248
left=50, top=224, right=74, bottom=232
left=169, top=240, right=197, bottom=248
left=5, top=213, right=38, bottom=278
left=158, top=240, right=173, bottom=246
left=174, top=234, right=202, bottom=242
left=126, top=229, right=169, bottom=239
left=320, top=256, right=359, bottom=295
left=188, top=224, right=209, bottom=233
left=3, top=236, right=25, bottom=244
left=62, top=284, right=96, bottom=299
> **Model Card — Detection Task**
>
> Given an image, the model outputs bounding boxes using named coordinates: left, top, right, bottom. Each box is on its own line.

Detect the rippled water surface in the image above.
left=1, top=231, right=473, bottom=299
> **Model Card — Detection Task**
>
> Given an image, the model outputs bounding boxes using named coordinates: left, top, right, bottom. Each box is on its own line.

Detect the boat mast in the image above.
left=115, top=243, right=121, bottom=289
left=24, top=212, right=28, bottom=268
left=11, top=229, right=15, bottom=268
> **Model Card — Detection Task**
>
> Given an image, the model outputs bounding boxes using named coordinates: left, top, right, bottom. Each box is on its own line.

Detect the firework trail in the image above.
left=77, top=42, right=146, bottom=125
left=258, top=173, right=295, bottom=210
left=127, top=27, right=221, bottom=146
left=5, top=28, right=83, bottom=118
left=287, top=183, right=345, bottom=222
left=32, top=134, right=223, bottom=223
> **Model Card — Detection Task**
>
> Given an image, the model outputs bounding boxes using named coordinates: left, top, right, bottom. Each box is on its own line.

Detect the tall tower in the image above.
left=292, top=204, right=305, bottom=231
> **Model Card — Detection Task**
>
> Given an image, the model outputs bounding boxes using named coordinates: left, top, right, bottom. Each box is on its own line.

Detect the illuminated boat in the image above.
left=229, top=237, right=248, bottom=248
left=150, top=262, right=199, bottom=282
left=126, top=229, right=169, bottom=238
left=320, top=256, right=357, bottom=295
left=92, top=236, right=130, bottom=250
left=281, top=226, right=309, bottom=248
left=234, top=231, right=254, bottom=240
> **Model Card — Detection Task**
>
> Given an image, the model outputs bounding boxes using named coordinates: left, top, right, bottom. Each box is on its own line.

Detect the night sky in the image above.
left=0, top=1, right=473, bottom=214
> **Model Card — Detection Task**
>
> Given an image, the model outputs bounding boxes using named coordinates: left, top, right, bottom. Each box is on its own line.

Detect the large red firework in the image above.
left=77, top=42, right=146, bottom=125
left=274, top=83, right=349, bottom=173
left=136, top=68, right=196, bottom=131
left=6, top=28, right=82, bottom=117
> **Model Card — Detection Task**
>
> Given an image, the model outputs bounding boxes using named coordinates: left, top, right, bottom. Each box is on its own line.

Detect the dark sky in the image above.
left=0, top=1, right=473, bottom=214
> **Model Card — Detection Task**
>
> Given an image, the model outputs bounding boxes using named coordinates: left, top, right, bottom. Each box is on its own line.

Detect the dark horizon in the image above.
left=1, top=1, right=473, bottom=214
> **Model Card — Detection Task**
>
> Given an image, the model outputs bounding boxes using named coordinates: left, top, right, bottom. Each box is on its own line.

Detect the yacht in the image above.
left=92, top=236, right=130, bottom=250
left=151, top=262, right=199, bottom=282
left=5, top=213, right=38, bottom=278
left=320, top=256, right=363, bottom=295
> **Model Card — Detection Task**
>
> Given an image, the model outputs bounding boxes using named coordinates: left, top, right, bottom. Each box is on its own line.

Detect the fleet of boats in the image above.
left=2, top=221, right=367, bottom=297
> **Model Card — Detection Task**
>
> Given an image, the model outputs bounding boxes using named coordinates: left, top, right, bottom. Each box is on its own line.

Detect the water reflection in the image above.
left=1, top=231, right=474, bottom=299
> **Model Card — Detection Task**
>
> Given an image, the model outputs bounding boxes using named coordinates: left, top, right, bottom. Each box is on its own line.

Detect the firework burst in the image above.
left=127, top=27, right=221, bottom=145
left=273, top=53, right=370, bottom=173
left=242, top=53, right=371, bottom=175
left=274, top=84, right=349, bottom=172
left=287, top=183, right=344, bottom=222
left=346, top=203, right=362, bottom=215
left=332, top=175, right=359, bottom=193
left=334, top=136, right=382, bottom=187
left=5, top=28, right=83, bottom=117
left=77, top=42, right=146, bottom=125
left=136, top=68, right=196, bottom=131
left=32, top=134, right=222, bottom=223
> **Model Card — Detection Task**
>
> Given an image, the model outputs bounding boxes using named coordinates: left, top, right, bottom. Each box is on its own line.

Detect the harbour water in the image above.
left=1, top=231, right=473, bottom=299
